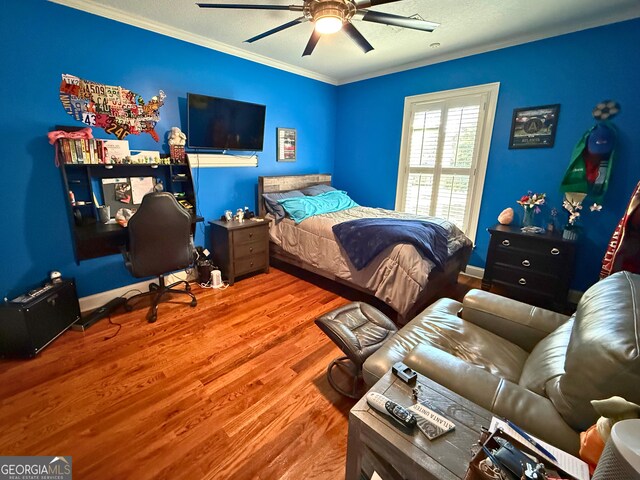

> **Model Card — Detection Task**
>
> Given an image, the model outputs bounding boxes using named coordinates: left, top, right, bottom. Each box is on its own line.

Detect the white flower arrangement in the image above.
left=562, top=193, right=604, bottom=227
left=563, top=197, right=583, bottom=225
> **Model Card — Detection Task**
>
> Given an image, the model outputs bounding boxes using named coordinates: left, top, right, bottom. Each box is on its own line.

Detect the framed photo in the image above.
left=509, top=104, right=560, bottom=149
left=277, top=128, right=296, bottom=162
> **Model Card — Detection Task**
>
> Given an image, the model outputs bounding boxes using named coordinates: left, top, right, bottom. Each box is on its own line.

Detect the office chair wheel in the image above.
left=190, top=299, right=197, bottom=307
left=147, top=313, right=157, bottom=323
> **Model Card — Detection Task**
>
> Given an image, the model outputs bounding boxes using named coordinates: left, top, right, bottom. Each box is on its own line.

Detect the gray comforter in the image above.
left=268, top=206, right=471, bottom=317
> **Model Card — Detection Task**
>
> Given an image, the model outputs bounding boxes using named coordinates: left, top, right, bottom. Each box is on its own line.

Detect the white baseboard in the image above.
left=78, top=270, right=195, bottom=313
left=461, top=265, right=583, bottom=306
left=464, top=265, right=485, bottom=278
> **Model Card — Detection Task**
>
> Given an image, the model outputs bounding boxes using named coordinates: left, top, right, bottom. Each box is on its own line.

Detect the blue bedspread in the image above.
left=332, top=218, right=449, bottom=271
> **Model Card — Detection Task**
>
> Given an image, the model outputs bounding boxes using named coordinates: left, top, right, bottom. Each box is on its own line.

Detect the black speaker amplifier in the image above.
left=0, top=279, right=81, bottom=358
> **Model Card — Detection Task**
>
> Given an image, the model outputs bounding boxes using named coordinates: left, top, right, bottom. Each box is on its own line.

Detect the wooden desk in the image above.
left=346, top=371, right=492, bottom=480
left=58, top=158, right=199, bottom=263
left=73, top=215, right=203, bottom=260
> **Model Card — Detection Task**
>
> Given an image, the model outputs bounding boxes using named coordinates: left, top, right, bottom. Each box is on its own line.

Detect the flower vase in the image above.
left=522, top=206, right=535, bottom=227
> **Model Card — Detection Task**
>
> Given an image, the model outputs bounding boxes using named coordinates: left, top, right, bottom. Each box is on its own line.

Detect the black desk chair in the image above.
left=122, top=192, right=197, bottom=322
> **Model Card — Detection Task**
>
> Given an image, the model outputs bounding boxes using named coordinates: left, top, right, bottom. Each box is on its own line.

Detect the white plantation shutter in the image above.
left=396, top=85, right=499, bottom=241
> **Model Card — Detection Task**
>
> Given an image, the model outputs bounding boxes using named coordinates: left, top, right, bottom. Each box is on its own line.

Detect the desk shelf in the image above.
left=57, top=151, right=199, bottom=263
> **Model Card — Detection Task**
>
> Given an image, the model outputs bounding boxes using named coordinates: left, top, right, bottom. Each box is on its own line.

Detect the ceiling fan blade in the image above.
left=357, top=10, right=439, bottom=32
left=343, top=22, right=374, bottom=54
left=197, top=3, right=304, bottom=11
left=354, top=0, right=402, bottom=7
left=302, top=30, right=321, bottom=57
left=246, top=17, right=308, bottom=43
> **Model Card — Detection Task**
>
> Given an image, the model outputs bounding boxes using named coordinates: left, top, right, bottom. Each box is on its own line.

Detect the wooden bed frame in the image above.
left=257, top=174, right=472, bottom=325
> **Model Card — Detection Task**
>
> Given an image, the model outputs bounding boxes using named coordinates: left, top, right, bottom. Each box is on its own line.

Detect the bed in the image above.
left=258, top=174, right=473, bottom=324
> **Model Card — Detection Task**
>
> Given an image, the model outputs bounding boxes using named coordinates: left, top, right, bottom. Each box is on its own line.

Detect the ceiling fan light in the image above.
left=315, top=15, right=343, bottom=34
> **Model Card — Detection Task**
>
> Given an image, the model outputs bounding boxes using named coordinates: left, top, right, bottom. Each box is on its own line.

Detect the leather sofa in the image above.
left=362, top=271, right=640, bottom=455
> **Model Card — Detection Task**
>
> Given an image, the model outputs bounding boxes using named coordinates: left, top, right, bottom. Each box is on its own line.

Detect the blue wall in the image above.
left=334, top=18, right=640, bottom=292
left=0, top=1, right=336, bottom=299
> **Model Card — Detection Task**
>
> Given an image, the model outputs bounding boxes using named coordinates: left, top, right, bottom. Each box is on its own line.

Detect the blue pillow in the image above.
left=278, top=190, right=358, bottom=223
left=300, top=184, right=337, bottom=196
left=262, top=190, right=305, bottom=221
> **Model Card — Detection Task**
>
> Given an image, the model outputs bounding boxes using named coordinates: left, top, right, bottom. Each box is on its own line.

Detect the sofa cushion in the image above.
left=362, top=298, right=529, bottom=386
left=546, top=271, right=640, bottom=431
left=518, top=317, right=573, bottom=395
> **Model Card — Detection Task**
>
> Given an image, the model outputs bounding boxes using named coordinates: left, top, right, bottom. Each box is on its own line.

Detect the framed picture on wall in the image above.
left=277, top=128, right=296, bottom=162
left=509, top=104, right=560, bottom=149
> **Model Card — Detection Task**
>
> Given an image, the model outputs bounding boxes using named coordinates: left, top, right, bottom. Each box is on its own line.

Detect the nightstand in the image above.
left=209, top=219, right=270, bottom=285
left=482, top=224, right=576, bottom=312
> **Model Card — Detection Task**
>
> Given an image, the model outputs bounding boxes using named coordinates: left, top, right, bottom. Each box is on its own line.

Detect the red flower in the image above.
left=520, top=195, right=530, bottom=203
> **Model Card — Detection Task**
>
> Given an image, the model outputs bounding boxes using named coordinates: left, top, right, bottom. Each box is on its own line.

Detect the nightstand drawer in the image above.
left=235, top=254, right=267, bottom=276
left=494, top=249, right=564, bottom=274
left=234, top=242, right=266, bottom=258
left=233, top=227, right=267, bottom=245
left=495, top=236, right=567, bottom=257
left=493, top=265, right=557, bottom=295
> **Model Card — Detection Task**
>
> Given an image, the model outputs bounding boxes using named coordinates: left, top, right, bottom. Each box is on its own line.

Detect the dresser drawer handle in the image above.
left=249, top=233, right=253, bottom=238
left=518, top=278, right=527, bottom=285
left=522, top=260, right=530, bottom=267
left=249, top=247, right=253, bottom=253
left=550, top=248, right=560, bottom=255
left=250, top=261, right=254, bottom=267
left=502, top=239, right=510, bottom=246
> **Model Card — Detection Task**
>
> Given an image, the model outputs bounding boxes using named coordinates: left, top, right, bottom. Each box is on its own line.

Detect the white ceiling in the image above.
left=52, top=0, right=640, bottom=85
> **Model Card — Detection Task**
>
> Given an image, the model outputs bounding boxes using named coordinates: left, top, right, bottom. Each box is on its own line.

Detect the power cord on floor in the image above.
left=199, top=280, right=229, bottom=290
left=103, top=315, right=122, bottom=341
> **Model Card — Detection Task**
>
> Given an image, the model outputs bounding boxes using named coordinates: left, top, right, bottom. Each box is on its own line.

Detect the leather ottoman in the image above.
left=315, top=302, right=397, bottom=398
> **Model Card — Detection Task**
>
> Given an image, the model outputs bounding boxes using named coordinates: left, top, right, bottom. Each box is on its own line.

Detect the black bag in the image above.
left=493, top=437, right=538, bottom=478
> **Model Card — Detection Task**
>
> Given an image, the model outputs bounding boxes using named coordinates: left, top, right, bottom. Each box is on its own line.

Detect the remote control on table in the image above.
left=366, top=392, right=417, bottom=429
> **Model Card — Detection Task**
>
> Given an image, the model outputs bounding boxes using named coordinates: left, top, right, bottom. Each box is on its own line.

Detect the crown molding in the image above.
left=336, top=10, right=640, bottom=85
left=48, top=0, right=640, bottom=87
left=48, top=0, right=337, bottom=85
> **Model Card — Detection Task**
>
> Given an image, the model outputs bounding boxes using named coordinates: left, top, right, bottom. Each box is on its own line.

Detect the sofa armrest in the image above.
left=404, top=344, right=502, bottom=410
left=460, top=289, right=570, bottom=352
left=404, top=344, right=579, bottom=455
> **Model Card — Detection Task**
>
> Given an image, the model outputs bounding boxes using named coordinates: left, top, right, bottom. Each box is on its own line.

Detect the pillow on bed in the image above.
left=278, top=190, right=358, bottom=223
left=300, top=184, right=337, bottom=196
left=262, top=190, right=305, bottom=222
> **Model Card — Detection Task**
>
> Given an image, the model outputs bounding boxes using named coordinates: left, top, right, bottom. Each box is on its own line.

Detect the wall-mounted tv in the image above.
left=187, top=93, right=266, bottom=151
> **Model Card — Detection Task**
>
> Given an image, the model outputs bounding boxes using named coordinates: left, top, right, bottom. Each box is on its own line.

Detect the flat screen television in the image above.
left=187, top=93, right=266, bottom=151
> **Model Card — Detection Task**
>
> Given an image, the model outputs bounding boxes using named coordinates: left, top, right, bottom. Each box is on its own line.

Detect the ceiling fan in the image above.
left=196, top=0, right=439, bottom=56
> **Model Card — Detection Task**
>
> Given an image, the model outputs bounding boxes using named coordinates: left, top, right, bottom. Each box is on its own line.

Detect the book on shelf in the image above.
left=81, top=139, right=89, bottom=164
left=96, top=139, right=104, bottom=163
left=74, top=139, right=83, bottom=163
left=61, top=138, right=72, bottom=164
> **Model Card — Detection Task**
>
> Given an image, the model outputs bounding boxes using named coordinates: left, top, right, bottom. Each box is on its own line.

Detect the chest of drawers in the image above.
left=209, top=219, right=270, bottom=285
left=482, top=224, right=576, bottom=311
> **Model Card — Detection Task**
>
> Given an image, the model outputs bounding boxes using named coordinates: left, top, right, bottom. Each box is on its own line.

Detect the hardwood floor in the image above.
left=0, top=268, right=479, bottom=480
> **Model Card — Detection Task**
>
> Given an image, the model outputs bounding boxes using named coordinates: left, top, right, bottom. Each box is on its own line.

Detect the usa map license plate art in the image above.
left=59, top=74, right=165, bottom=141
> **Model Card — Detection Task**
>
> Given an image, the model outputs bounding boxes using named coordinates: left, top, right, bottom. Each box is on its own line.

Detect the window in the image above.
left=395, top=83, right=499, bottom=242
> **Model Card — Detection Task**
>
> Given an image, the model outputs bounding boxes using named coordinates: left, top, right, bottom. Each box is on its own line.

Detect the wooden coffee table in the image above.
left=346, top=370, right=493, bottom=480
